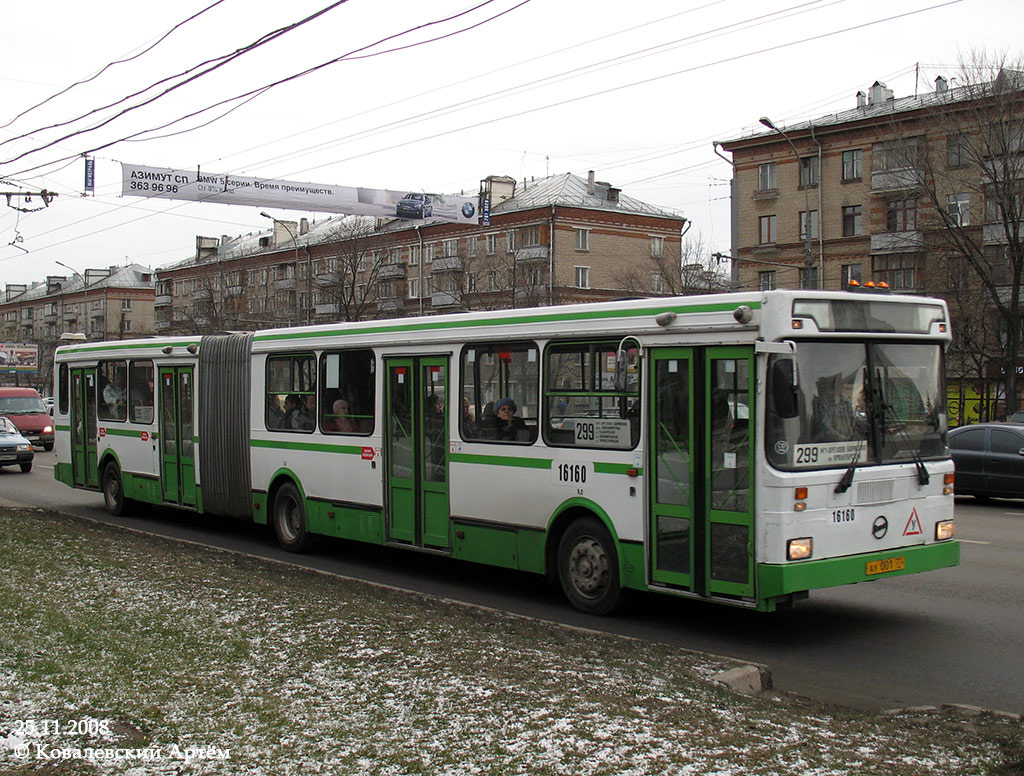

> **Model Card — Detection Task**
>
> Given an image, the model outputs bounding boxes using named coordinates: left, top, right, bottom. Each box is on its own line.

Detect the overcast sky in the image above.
left=1, top=0, right=1020, bottom=287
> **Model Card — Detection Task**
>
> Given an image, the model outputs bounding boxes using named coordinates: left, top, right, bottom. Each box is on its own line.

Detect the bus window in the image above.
left=319, top=349, right=375, bottom=435
left=460, top=342, right=538, bottom=444
left=266, top=354, right=315, bottom=432
left=129, top=360, right=154, bottom=424
left=544, top=341, right=640, bottom=450
left=58, top=362, right=69, bottom=415
left=97, top=361, right=128, bottom=422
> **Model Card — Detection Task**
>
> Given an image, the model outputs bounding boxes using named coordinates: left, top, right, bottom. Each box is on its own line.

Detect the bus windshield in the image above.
left=767, top=341, right=946, bottom=470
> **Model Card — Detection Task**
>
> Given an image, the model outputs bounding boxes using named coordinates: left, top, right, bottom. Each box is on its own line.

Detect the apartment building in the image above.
left=718, top=72, right=1024, bottom=421
left=0, top=264, right=156, bottom=389
left=154, top=172, right=694, bottom=334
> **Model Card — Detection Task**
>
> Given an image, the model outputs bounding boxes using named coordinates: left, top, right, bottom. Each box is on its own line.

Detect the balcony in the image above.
left=63, top=310, right=78, bottom=322
left=870, top=167, right=921, bottom=193
left=155, top=294, right=172, bottom=307
left=274, top=277, right=296, bottom=291
left=870, top=231, right=924, bottom=254
left=514, top=245, right=549, bottom=263
left=314, top=303, right=339, bottom=315
left=431, top=255, right=462, bottom=272
left=315, top=271, right=340, bottom=286
left=378, top=263, right=407, bottom=279
left=983, top=223, right=1009, bottom=244
left=377, top=298, right=404, bottom=313
left=193, top=289, right=212, bottom=302
left=44, top=311, right=57, bottom=324
left=225, top=284, right=245, bottom=297
left=430, top=291, right=463, bottom=309
left=155, top=319, right=172, bottom=331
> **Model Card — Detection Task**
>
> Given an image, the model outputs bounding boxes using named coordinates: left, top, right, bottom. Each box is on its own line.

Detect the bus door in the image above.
left=70, top=367, right=99, bottom=488
left=384, top=357, right=450, bottom=550
left=159, top=365, right=197, bottom=507
left=649, top=347, right=755, bottom=598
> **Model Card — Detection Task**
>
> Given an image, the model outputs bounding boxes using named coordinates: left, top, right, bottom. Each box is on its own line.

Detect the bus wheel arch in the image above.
left=269, top=473, right=311, bottom=553
left=547, top=503, right=624, bottom=615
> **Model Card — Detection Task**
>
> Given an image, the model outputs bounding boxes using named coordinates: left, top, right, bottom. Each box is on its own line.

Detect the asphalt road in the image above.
left=2, top=451, right=1022, bottom=715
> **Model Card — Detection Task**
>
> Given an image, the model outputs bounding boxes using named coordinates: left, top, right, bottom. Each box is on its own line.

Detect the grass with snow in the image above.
left=0, top=507, right=1020, bottom=775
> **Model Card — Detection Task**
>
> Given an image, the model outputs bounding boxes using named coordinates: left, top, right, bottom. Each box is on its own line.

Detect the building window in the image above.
left=575, top=266, right=590, bottom=289
left=872, top=137, right=921, bottom=172
left=121, top=299, right=132, bottom=311
left=948, top=193, right=970, bottom=226
left=443, top=238, right=459, bottom=257
left=506, top=231, right=516, bottom=252
left=842, top=205, right=862, bottom=237
left=842, top=263, right=862, bottom=286
left=123, top=320, right=132, bottom=333
left=842, top=149, right=862, bottom=181
left=650, top=271, right=665, bottom=294
left=526, top=266, right=542, bottom=286
left=758, top=271, right=777, bottom=291
left=758, top=162, right=777, bottom=192
left=947, top=133, right=969, bottom=167
left=873, top=254, right=919, bottom=290
left=800, top=266, right=819, bottom=289
left=408, top=245, right=420, bottom=266
left=519, top=225, right=540, bottom=246
left=485, top=234, right=497, bottom=255
left=758, top=214, right=777, bottom=244
left=887, top=198, right=918, bottom=231
left=650, top=235, right=665, bottom=257
left=575, top=228, right=590, bottom=251
left=467, top=272, right=478, bottom=293
left=800, top=156, right=820, bottom=187
left=799, top=210, right=819, bottom=240
left=467, top=236, right=478, bottom=255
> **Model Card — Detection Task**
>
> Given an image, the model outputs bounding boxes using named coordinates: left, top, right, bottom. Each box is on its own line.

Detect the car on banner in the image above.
left=396, top=193, right=433, bottom=219
left=948, top=422, right=1024, bottom=499
left=0, top=415, right=34, bottom=473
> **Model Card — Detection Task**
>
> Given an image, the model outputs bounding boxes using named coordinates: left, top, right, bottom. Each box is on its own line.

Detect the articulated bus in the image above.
left=53, top=289, right=959, bottom=614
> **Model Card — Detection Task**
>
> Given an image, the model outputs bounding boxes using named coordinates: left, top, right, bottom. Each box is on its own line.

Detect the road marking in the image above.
left=1003, top=512, right=1024, bottom=517
left=959, top=539, right=991, bottom=545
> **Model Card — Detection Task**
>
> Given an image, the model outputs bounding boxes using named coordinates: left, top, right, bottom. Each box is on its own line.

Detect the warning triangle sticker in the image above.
left=903, top=508, right=924, bottom=536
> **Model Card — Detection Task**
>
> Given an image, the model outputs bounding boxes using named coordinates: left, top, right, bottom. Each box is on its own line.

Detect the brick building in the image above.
left=154, top=172, right=698, bottom=333
left=717, top=73, right=1024, bottom=421
left=0, top=265, right=156, bottom=390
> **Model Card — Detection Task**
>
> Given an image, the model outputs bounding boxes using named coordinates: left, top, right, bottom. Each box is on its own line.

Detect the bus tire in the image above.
left=557, top=517, right=622, bottom=615
left=273, top=482, right=311, bottom=553
left=102, top=462, right=129, bottom=517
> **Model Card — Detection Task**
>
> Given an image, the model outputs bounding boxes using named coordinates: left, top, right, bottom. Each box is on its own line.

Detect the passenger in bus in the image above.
left=324, top=399, right=358, bottom=433
left=103, top=370, right=126, bottom=409
left=267, top=395, right=285, bottom=429
left=284, top=394, right=314, bottom=431
left=491, top=397, right=526, bottom=441
left=460, top=397, right=476, bottom=438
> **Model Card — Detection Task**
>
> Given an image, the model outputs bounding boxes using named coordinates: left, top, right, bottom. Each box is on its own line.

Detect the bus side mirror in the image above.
left=614, top=349, right=629, bottom=393
left=771, top=358, right=799, bottom=419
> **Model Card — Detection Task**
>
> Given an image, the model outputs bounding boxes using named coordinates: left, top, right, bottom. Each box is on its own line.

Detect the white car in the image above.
left=0, top=415, right=34, bottom=473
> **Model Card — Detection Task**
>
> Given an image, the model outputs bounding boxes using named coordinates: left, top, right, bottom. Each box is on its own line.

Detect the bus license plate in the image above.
left=866, top=556, right=905, bottom=575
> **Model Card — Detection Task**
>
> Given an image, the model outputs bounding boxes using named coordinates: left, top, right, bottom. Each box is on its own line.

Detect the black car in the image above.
left=396, top=193, right=432, bottom=219
left=949, top=422, right=1024, bottom=499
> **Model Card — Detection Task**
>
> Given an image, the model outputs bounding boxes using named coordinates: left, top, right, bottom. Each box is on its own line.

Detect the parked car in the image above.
left=42, top=396, right=54, bottom=415
left=949, top=422, right=1024, bottom=499
left=1009, top=410, right=1024, bottom=423
left=396, top=193, right=432, bottom=219
left=0, top=387, right=54, bottom=450
left=0, top=415, right=34, bottom=473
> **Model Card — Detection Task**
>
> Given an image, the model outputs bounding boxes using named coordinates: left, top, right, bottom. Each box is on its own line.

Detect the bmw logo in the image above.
left=461, top=202, right=476, bottom=218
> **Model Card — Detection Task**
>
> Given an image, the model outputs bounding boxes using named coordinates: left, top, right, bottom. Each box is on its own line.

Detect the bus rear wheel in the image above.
left=273, top=482, right=310, bottom=552
left=102, top=462, right=129, bottom=517
left=557, top=517, right=622, bottom=615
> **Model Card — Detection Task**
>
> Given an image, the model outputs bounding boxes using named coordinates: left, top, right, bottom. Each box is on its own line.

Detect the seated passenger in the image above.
left=491, top=397, right=526, bottom=441
left=323, top=399, right=358, bottom=433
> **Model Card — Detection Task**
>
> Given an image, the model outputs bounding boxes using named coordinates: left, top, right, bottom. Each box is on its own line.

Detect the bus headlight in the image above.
left=787, top=537, right=813, bottom=561
left=935, top=520, right=955, bottom=541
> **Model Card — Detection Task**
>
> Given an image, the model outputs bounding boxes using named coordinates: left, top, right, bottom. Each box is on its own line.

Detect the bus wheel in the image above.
left=273, top=482, right=310, bottom=552
left=102, top=462, right=128, bottom=517
left=557, top=517, right=621, bottom=615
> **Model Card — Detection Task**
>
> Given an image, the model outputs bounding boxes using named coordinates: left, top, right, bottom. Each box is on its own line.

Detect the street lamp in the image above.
left=54, top=261, right=88, bottom=340
left=260, top=211, right=305, bottom=326
left=759, top=116, right=816, bottom=289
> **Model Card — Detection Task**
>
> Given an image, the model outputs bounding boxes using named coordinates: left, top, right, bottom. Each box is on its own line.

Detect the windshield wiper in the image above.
left=881, top=402, right=930, bottom=486
left=834, top=437, right=865, bottom=494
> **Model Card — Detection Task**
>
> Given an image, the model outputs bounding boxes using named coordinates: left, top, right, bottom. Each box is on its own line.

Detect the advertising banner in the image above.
left=121, top=164, right=479, bottom=224
left=0, top=344, right=39, bottom=373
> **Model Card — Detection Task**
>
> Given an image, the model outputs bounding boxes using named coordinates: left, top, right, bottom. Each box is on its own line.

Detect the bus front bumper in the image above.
left=758, top=540, right=960, bottom=600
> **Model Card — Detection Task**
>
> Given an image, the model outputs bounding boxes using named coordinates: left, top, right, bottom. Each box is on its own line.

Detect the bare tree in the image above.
left=312, top=217, right=388, bottom=322
left=892, top=52, right=1024, bottom=411
left=614, top=234, right=726, bottom=296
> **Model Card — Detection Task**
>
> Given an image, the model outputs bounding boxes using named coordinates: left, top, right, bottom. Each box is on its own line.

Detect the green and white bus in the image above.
left=53, top=288, right=959, bottom=614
